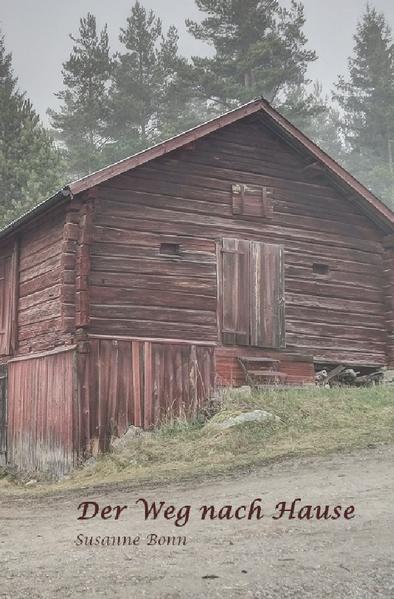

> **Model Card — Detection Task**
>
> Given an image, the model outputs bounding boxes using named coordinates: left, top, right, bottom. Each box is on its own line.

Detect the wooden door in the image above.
left=250, top=241, right=285, bottom=348
left=221, top=239, right=285, bottom=349
left=221, top=238, right=250, bottom=345
left=0, top=365, right=6, bottom=465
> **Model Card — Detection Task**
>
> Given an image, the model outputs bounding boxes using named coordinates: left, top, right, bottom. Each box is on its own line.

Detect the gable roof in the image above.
left=1, top=97, right=393, bottom=241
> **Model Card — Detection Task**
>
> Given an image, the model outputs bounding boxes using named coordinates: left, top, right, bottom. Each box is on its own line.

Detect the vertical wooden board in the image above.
left=250, top=241, right=261, bottom=347
left=197, top=346, right=214, bottom=408
left=117, top=341, right=132, bottom=435
left=189, top=345, right=198, bottom=417
left=250, top=241, right=285, bottom=348
left=231, top=184, right=243, bottom=214
left=152, top=344, right=164, bottom=426
left=181, top=346, right=190, bottom=419
left=98, top=340, right=111, bottom=449
left=132, top=341, right=142, bottom=427
left=221, top=238, right=250, bottom=345
left=77, top=352, right=89, bottom=456
left=109, top=341, right=120, bottom=437
left=174, top=348, right=183, bottom=417
left=161, top=346, right=170, bottom=418
left=7, top=364, right=14, bottom=461
left=221, top=239, right=237, bottom=344
left=276, top=245, right=286, bottom=348
left=236, top=242, right=251, bottom=346
left=88, top=339, right=99, bottom=451
left=166, top=346, right=176, bottom=416
left=263, top=243, right=275, bottom=346
left=0, top=365, right=7, bottom=461
left=195, top=347, right=203, bottom=410
left=143, top=342, right=153, bottom=428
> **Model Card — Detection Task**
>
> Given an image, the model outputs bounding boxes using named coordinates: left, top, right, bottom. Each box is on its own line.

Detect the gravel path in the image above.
left=1, top=445, right=393, bottom=598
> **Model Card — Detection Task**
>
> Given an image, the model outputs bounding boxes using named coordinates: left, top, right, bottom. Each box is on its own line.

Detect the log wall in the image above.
left=90, top=114, right=387, bottom=366
left=0, top=239, right=18, bottom=357
left=17, top=207, right=68, bottom=353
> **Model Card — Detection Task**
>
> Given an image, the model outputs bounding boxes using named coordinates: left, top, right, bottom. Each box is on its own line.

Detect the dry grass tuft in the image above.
left=1, top=386, right=393, bottom=494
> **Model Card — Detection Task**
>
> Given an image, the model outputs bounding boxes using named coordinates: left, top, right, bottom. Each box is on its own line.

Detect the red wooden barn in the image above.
left=0, top=99, right=393, bottom=474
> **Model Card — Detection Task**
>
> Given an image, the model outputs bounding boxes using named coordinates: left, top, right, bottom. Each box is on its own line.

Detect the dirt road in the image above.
left=1, top=446, right=393, bottom=598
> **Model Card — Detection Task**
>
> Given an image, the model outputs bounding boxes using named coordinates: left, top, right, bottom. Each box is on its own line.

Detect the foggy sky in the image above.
left=2, top=0, right=394, bottom=122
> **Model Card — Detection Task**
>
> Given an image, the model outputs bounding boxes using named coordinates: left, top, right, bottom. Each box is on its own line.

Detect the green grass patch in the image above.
left=1, top=386, right=393, bottom=494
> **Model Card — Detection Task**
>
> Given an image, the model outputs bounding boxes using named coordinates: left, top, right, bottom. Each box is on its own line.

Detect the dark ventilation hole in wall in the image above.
left=313, top=263, right=329, bottom=275
left=160, top=242, right=181, bottom=256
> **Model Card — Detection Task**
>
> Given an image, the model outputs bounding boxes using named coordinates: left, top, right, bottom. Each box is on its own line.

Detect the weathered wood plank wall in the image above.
left=383, top=235, right=394, bottom=365
left=0, top=365, right=6, bottom=465
left=0, top=240, right=18, bottom=357
left=7, top=348, right=75, bottom=475
left=79, top=337, right=215, bottom=454
left=90, top=114, right=386, bottom=366
left=17, top=208, right=67, bottom=354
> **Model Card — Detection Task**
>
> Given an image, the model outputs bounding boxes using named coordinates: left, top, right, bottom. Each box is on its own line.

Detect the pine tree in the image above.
left=185, top=0, right=323, bottom=124
left=155, top=25, right=212, bottom=139
left=49, top=13, right=113, bottom=178
left=303, top=83, right=345, bottom=161
left=334, top=4, right=394, bottom=206
left=108, top=1, right=205, bottom=159
left=0, top=33, right=64, bottom=228
left=108, top=2, right=166, bottom=155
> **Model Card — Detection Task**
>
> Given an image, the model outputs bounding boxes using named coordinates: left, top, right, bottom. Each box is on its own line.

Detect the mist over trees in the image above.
left=48, top=13, right=113, bottom=178
left=1, top=1, right=394, bottom=227
left=334, top=4, right=394, bottom=206
left=185, top=0, right=325, bottom=126
left=0, top=34, right=64, bottom=227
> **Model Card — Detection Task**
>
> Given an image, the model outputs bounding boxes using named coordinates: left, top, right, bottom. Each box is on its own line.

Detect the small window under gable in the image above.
left=160, top=242, right=181, bottom=256
left=231, top=184, right=274, bottom=219
left=313, top=263, right=329, bottom=276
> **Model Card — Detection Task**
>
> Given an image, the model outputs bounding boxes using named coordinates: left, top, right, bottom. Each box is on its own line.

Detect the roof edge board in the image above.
left=257, top=112, right=391, bottom=231
left=69, top=99, right=265, bottom=195
left=0, top=187, right=73, bottom=242
left=0, top=97, right=393, bottom=241
left=257, top=101, right=393, bottom=228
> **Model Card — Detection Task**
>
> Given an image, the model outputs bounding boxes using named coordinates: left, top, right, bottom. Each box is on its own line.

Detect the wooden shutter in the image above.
left=250, top=242, right=285, bottom=348
left=231, top=184, right=274, bottom=219
left=221, top=238, right=250, bottom=345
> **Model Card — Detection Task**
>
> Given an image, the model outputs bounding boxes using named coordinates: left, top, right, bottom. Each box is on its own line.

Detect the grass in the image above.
left=1, top=385, right=394, bottom=495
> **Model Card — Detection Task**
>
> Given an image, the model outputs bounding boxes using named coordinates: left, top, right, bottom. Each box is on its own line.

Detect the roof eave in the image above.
left=0, top=187, right=73, bottom=243
left=0, top=97, right=393, bottom=241
left=258, top=100, right=394, bottom=231
left=68, top=99, right=266, bottom=195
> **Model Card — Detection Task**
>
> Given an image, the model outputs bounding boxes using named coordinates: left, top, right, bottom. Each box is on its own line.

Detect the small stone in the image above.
left=208, top=409, right=281, bottom=430
left=111, top=425, right=144, bottom=451
left=237, top=385, right=252, bottom=396
left=25, top=479, right=37, bottom=487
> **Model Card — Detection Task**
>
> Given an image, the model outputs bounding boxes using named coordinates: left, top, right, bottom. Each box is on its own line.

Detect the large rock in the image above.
left=382, top=369, right=394, bottom=385
left=208, top=409, right=281, bottom=430
left=111, top=425, right=144, bottom=452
